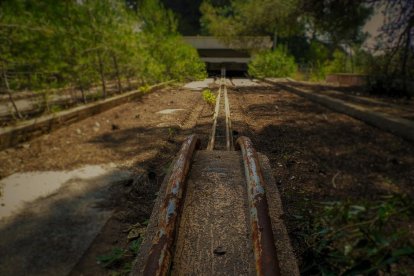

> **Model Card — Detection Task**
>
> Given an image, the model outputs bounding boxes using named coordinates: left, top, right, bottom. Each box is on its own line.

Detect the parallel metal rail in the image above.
left=143, top=134, right=201, bottom=275
left=207, top=77, right=234, bottom=151
left=207, top=78, right=223, bottom=150
left=139, top=77, right=280, bottom=276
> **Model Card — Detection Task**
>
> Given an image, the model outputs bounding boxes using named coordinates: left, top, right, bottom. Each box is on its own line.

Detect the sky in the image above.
left=363, top=5, right=386, bottom=50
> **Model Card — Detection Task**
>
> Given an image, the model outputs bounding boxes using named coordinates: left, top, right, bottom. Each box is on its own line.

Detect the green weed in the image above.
left=168, top=127, right=176, bottom=140
left=139, top=84, right=151, bottom=93
left=49, top=104, right=62, bottom=113
left=294, top=194, right=414, bottom=274
left=96, top=232, right=144, bottom=274
left=202, top=89, right=216, bottom=106
left=96, top=248, right=125, bottom=268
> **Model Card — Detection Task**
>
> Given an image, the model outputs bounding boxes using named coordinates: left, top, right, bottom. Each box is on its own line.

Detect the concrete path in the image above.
left=0, top=164, right=132, bottom=276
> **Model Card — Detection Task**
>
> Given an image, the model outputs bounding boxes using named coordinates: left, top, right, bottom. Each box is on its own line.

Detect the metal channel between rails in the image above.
left=140, top=78, right=281, bottom=276
left=207, top=78, right=222, bottom=150
left=207, top=77, right=234, bottom=151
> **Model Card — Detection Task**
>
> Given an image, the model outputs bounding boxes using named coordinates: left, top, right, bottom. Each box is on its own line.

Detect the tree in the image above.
left=367, top=0, right=413, bottom=94
left=201, top=0, right=372, bottom=51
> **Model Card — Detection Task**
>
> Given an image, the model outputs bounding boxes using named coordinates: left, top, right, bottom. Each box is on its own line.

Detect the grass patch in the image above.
left=294, top=194, right=414, bottom=275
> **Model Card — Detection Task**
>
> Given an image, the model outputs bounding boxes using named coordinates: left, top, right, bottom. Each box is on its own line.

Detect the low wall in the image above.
left=0, top=82, right=172, bottom=151
left=264, top=79, right=414, bottom=143
left=326, top=74, right=368, bottom=86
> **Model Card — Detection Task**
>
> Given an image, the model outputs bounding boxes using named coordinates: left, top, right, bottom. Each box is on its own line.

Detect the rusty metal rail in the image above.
left=142, top=134, right=201, bottom=275
left=207, top=79, right=222, bottom=150
left=139, top=80, right=283, bottom=276
left=224, top=85, right=234, bottom=150
left=236, top=136, right=281, bottom=276
left=207, top=77, right=234, bottom=151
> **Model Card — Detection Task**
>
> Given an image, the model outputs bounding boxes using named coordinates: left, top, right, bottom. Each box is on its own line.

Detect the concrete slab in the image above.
left=0, top=165, right=132, bottom=276
left=231, top=78, right=261, bottom=87
left=183, top=79, right=214, bottom=91
left=156, top=109, right=184, bottom=115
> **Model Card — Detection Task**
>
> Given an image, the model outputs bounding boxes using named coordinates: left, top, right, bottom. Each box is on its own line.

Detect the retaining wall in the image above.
left=0, top=82, right=172, bottom=151
left=326, top=74, right=367, bottom=86
left=264, top=79, right=414, bottom=143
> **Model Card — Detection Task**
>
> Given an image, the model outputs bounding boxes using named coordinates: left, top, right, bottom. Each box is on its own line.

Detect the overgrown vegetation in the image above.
left=201, top=0, right=414, bottom=97
left=96, top=236, right=143, bottom=274
left=248, top=47, right=297, bottom=78
left=0, top=0, right=206, bottom=118
left=294, top=194, right=414, bottom=275
left=202, top=89, right=216, bottom=106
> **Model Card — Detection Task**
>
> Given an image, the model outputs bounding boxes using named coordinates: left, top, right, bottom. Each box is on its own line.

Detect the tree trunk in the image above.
left=2, top=69, right=23, bottom=119
left=79, top=85, right=87, bottom=104
left=111, top=52, right=122, bottom=93
left=401, top=29, right=411, bottom=96
left=97, top=51, right=107, bottom=99
left=272, top=29, right=278, bottom=50
left=126, top=75, right=131, bottom=89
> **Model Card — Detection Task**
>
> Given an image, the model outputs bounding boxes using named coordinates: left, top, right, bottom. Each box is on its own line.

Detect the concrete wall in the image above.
left=0, top=82, right=171, bottom=151
left=326, top=74, right=368, bottom=86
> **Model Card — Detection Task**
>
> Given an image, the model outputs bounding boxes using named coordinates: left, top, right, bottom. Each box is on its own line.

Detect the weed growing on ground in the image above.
left=139, top=84, right=151, bottom=93
left=168, top=127, right=176, bottom=141
left=294, top=194, right=414, bottom=275
left=202, top=89, right=216, bottom=106
left=49, top=104, right=62, bottom=113
left=97, top=236, right=144, bottom=275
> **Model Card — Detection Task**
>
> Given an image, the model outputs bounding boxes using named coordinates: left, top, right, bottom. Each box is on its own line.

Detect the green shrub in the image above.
left=248, top=47, right=297, bottom=78
left=295, top=194, right=414, bottom=274
left=202, top=89, right=216, bottom=106
left=147, top=35, right=207, bottom=82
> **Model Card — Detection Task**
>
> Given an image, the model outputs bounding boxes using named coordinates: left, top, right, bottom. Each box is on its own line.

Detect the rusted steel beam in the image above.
left=143, top=134, right=201, bottom=276
left=224, top=85, right=234, bottom=151
left=207, top=81, right=222, bottom=150
left=236, top=136, right=281, bottom=276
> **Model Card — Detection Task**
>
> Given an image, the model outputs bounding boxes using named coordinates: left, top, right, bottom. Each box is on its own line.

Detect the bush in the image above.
left=154, top=36, right=207, bottom=82
left=248, top=47, right=297, bottom=78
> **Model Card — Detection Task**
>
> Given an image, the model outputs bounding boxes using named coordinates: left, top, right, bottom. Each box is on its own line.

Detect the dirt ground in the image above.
left=228, top=83, right=414, bottom=273
left=0, top=85, right=210, bottom=275
left=1, top=80, right=413, bottom=274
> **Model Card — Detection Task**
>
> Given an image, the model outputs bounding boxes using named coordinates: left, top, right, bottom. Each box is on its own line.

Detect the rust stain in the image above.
left=236, top=136, right=281, bottom=276
left=143, top=134, right=200, bottom=275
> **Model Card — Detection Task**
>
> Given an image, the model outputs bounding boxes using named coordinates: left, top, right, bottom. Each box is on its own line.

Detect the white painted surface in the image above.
left=157, top=108, right=185, bottom=114
left=231, top=78, right=261, bottom=87
left=184, top=78, right=214, bottom=91
left=0, top=163, right=125, bottom=219
left=0, top=163, right=133, bottom=275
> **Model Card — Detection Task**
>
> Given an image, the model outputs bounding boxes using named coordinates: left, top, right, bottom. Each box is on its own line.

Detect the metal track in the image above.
left=143, top=134, right=201, bottom=275
left=207, top=77, right=234, bottom=150
left=139, top=78, right=282, bottom=276
left=236, top=136, right=281, bottom=276
left=207, top=78, right=222, bottom=150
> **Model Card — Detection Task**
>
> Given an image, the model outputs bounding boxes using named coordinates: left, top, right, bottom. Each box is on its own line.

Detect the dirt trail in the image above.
left=1, top=79, right=413, bottom=274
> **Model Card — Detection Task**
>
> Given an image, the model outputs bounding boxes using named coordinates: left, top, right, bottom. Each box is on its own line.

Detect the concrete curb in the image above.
left=264, top=79, right=414, bottom=143
left=0, top=81, right=174, bottom=151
